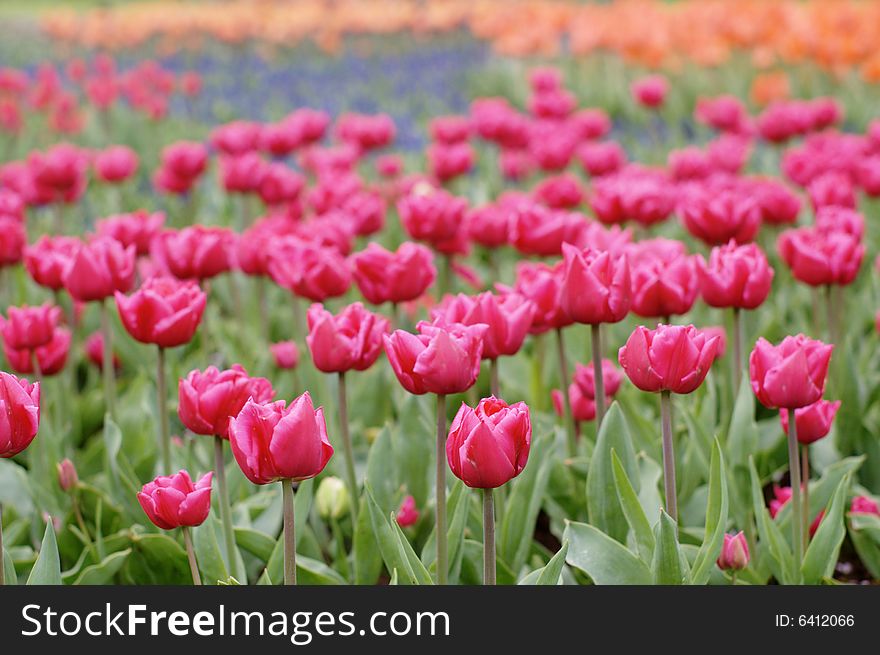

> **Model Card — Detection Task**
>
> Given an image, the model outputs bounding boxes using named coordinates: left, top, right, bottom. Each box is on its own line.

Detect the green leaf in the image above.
left=3, top=544, right=16, bottom=585
left=748, top=457, right=796, bottom=584
left=498, top=432, right=553, bottom=573
left=390, top=515, right=433, bottom=585
left=652, top=510, right=684, bottom=585
left=123, top=533, right=190, bottom=585
left=296, top=555, right=347, bottom=585
left=802, top=474, right=850, bottom=584
left=27, top=521, right=62, bottom=585
left=689, top=439, right=729, bottom=585
left=364, top=484, right=428, bottom=585
left=353, top=496, right=382, bottom=585
left=420, top=480, right=470, bottom=583
left=535, top=542, right=569, bottom=585
left=611, top=450, right=654, bottom=563
left=73, top=549, right=130, bottom=585
left=563, top=521, right=652, bottom=585
left=234, top=527, right=275, bottom=562
left=193, top=517, right=229, bottom=585
left=586, top=403, right=638, bottom=543
left=727, top=376, right=758, bottom=467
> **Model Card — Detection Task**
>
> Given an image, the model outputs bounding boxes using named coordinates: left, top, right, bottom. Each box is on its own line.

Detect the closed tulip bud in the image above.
left=179, top=364, right=274, bottom=439
left=57, top=458, right=78, bottom=491
left=749, top=335, right=833, bottom=409
left=384, top=321, right=486, bottom=395
left=716, top=532, right=750, bottom=571
left=697, top=241, right=774, bottom=309
left=779, top=399, right=840, bottom=444
left=573, top=360, right=623, bottom=399
left=1, top=303, right=62, bottom=350
left=151, top=225, right=237, bottom=281
left=350, top=241, right=435, bottom=306
left=228, top=392, right=334, bottom=485
left=115, top=276, right=206, bottom=348
left=315, top=476, right=350, bottom=520
left=270, top=341, right=300, bottom=370
left=631, top=75, right=668, bottom=108
left=627, top=238, right=699, bottom=318
left=769, top=485, right=793, bottom=518
left=446, top=397, right=531, bottom=489
left=850, top=495, right=880, bottom=516
left=396, top=495, right=420, bottom=527
left=0, top=372, right=40, bottom=458
left=618, top=324, right=720, bottom=395
left=432, top=292, right=534, bottom=360
left=84, top=330, right=120, bottom=371
left=306, top=302, right=390, bottom=373
left=137, top=470, right=213, bottom=530
left=24, top=235, right=79, bottom=291
left=560, top=244, right=631, bottom=325
left=3, top=327, right=71, bottom=376
left=777, top=227, right=864, bottom=287
left=95, top=210, right=165, bottom=256
left=63, top=237, right=136, bottom=302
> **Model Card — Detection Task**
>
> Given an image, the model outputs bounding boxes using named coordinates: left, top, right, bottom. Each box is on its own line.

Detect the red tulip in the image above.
left=270, top=341, right=300, bottom=370
left=151, top=226, right=236, bottom=281
left=432, top=291, right=534, bottom=360
left=680, top=186, right=761, bottom=245
left=697, top=241, right=774, bottom=309
left=94, top=145, right=139, bottom=183
left=228, top=392, right=333, bottom=484
left=115, top=276, right=206, bottom=348
left=137, top=470, right=213, bottom=529
left=396, top=495, right=420, bottom=527
left=62, top=237, right=136, bottom=302
left=24, top=235, right=79, bottom=290
left=777, top=227, right=864, bottom=287
left=0, top=303, right=62, bottom=350
left=716, top=532, right=750, bottom=571
left=511, top=260, right=572, bottom=334
left=350, top=242, right=435, bottom=305
left=446, top=396, right=531, bottom=489
left=627, top=238, right=699, bottom=318
left=0, top=371, right=40, bottom=458
left=631, top=75, right=668, bottom=108
left=268, top=238, right=351, bottom=302
left=749, top=335, right=833, bottom=409
left=560, top=243, right=631, bottom=325
left=384, top=321, right=486, bottom=395
left=3, top=327, right=71, bottom=377
left=179, top=364, right=274, bottom=439
left=779, top=399, right=840, bottom=444
left=306, top=302, right=390, bottom=373
left=618, top=324, right=720, bottom=394
left=95, top=210, right=165, bottom=256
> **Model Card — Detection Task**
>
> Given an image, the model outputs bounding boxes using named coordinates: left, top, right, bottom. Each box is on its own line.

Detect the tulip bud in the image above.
left=270, top=341, right=300, bottom=370
left=779, top=399, right=841, bottom=444
left=716, top=531, right=750, bottom=571
left=0, top=372, right=40, bottom=458
left=57, top=458, right=78, bottom=492
left=396, top=495, right=420, bottom=527
left=316, top=476, right=350, bottom=520
left=850, top=495, right=880, bottom=516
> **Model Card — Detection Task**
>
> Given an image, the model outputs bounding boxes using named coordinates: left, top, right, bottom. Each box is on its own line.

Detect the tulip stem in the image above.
left=530, top=334, right=546, bottom=412
left=282, top=479, right=297, bottom=585
left=555, top=328, right=579, bottom=458
left=482, top=488, right=496, bottom=585
left=182, top=527, right=201, bottom=585
left=257, top=276, right=270, bottom=343
left=732, top=307, right=743, bottom=391
left=435, top=393, right=448, bottom=585
left=100, top=299, right=116, bottom=420
left=591, top=324, right=605, bottom=428
left=489, top=358, right=500, bottom=398
left=801, top=444, right=810, bottom=553
left=825, top=285, right=840, bottom=346
left=786, top=408, right=804, bottom=579
left=157, top=346, right=171, bottom=473
left=0, top=503, right=5, bottom=586
left=660, top=390, right=677, bottom=523
left=214, top=436, right=238, bottom=576
left=337, top=372, right=359, bottom=521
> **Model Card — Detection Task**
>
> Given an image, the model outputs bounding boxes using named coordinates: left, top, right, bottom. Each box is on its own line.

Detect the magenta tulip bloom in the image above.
left=62, top=236, right=136, bottom=302
left=432, top=292, right=534, bottom=360
left=716, top=532, right=750, bottom=571
left=560, top=243, right=631, bottom=325
left=851, top=496, right=880, bottom=516
left=228, top=392, right=333, bottom=485
left=779, top=399, right=841, bottom=445
left=306, top=302, right=390, bottom=373
left=680, top=187, right=761, bottom=246
left=396, top=496, right=420, bottom=527
left=777, top=228, right=864, bottom=287
left=618, top=324, right=720, bottom=395
left=350, top=242, right=436, bottom=305
left=697, top=241, right=774, bottom=309
left=384, top=321, right=486, bottom=395
left=627, top=239, right=699, bottom=318
left=3, top=327, right=71, bottom=377
left=178, top=364, right=274, bottom=439
left=446, top=397, right=531, bottom=489
left=0, top=303, right=62, bottom=351
left=151, top=225, right=237, bottom=281
left=115, top=277, right=206, bottom=348
left=749, top=335, right=833, bottom=409
left=270, top=341, right=300, bottom=370
left=0, top=372, right=40, bottom=458
left=137, top=470, right=213, bottom=529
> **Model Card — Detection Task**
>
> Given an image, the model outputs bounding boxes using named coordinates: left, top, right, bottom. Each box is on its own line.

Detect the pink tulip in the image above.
left=210, top=120, right=262, bottom=156
left=115, top=276, right=206, bottom=348
left=618, top=324, right=720, bottom=394
left=716, top=532, right=750, bottom=571
left=62, top=237, right=136, bottom=302
left=24, top=235, right=79, bottom=290
left=697, top=241, right=774, bottom=309
left=777, top=228, right=864, bottom=287
left=850, top=496, right=880, bottom=516
left=0, top=371, right=40, bottom=458
left=228, top=392, right=333, bottom=484
left=680, top=186, right=761, bottom=245
left=3, top=327, right=71, bottom=376
left=268, top=238, right=351, bottom=302
left=560, top=243, right=631, bottom=325
left=512, top=260, right=572, bottom=334
left=179, top=364, right=274, bottom=439
left=432, top=292, right=534, bottom=360
left=95, top=210, right=165, bottom=256
left=151, top=226, right=236, bottom=281
left=398, top=187, right=467, bottom=248
left=94, top=145, right=139, bottom=183
left=396, top=495, right=420, bottom=527
left=508, top=201, right=587, bottom=256
left=84, top=331, right=120, bottom=371
left=749, top=335, right=833, bottom=409
left=627, top=238, right=699, bottom=318
left=306, top=302, right=390, bottom=373
left=137, top=470, right=213, bottom=529
left=466, top=203, right=511, bottom=248
left=779, top=399, right=841, bottom=444
left=350, top=242, right=435, bottom=305
left=0, top=303, right=62, bottom=350
left=270, top=341, right=300, bottom=370
left=446, top=397, right=531, bottom=489
left=631, top=75, right=668, bottom=108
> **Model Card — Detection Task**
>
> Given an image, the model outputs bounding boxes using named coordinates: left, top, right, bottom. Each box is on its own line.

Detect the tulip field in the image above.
left=3, top=0, right=880, bottom=589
